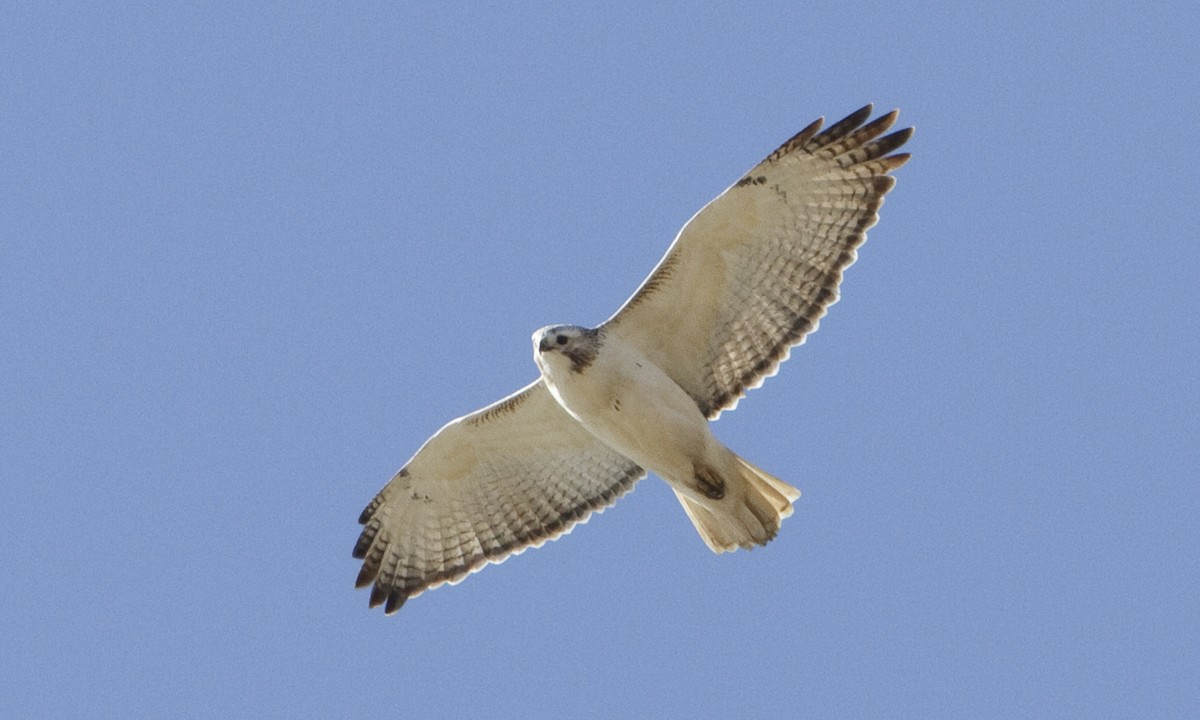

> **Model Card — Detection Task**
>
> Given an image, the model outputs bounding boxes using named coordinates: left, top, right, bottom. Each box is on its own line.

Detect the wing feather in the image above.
left=353, top=380, right=644, bottom=612
left=604, top=105, right=912, bottom=417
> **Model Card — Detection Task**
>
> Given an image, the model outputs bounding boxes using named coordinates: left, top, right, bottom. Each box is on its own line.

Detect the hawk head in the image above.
left=533, top=325, right=604, bottom=374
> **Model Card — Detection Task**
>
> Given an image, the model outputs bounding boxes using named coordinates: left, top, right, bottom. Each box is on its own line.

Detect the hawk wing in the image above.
left=353, top=380, right=644, bottom=613
left=603, top=105, right=912, bottom=418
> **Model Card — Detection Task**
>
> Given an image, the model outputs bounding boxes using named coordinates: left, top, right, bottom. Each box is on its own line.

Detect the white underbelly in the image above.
left=548, top=347, right=711, bottom=481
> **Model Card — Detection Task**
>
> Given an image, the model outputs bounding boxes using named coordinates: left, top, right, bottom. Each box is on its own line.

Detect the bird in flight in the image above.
left=353, top=105, right=912, bottom=613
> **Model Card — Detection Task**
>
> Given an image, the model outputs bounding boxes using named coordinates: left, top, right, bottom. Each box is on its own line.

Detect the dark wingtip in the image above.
left=366, top=581, right=409, bottom=614
left=791, top=115, right=825, bottom=145
left=859, top=108, right=900, bottom=138
left=368, top=583, right=390, bottom=608
left=352, top=518, right=380, bottom=559
left=876, top=126, right=914, bottom=155
left=806, top=104, right=877, bottom=152
left=384, top=591, right=407, bottom=614
left=767, top=115, right=825, bottom=162
left=846, top=102, right=874, bottom=119
left=355, top=563, right=378, bottom=589
left=883, top=152, right=912, bottom=171
left=831, top=104, right=874, bottom=133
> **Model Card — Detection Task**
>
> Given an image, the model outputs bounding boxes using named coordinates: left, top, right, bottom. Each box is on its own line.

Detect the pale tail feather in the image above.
left=675, top=455, right=800, bottom=553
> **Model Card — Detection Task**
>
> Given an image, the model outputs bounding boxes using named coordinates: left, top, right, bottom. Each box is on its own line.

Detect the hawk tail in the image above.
left=675, top=455, right=800, bottom=553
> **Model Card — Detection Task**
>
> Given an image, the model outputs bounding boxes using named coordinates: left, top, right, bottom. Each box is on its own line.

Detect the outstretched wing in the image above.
left=353, top=380, right=644, bottom=613
left=604, top=105, right=912, bottom=418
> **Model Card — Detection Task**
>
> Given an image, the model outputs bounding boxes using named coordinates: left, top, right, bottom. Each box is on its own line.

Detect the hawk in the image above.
left=353, top=105, right=912, bottom=613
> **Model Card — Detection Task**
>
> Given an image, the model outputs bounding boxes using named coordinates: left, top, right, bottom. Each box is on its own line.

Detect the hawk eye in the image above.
left=556, top=334, right=568, bottom=345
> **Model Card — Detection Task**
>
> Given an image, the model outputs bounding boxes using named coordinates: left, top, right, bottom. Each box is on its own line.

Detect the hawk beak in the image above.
left=538, top=336, right=553, bottom=353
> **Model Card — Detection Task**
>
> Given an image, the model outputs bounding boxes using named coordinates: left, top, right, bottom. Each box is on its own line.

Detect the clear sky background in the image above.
left=3, top=2, right=1197, bottom=718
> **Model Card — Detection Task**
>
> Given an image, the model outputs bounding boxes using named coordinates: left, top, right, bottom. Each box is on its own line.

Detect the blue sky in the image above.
left=3, top=2, right=1197, bottom=717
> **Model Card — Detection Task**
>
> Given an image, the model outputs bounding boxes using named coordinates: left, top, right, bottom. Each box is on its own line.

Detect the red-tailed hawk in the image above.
left=354, top=105, right=912, bottom=613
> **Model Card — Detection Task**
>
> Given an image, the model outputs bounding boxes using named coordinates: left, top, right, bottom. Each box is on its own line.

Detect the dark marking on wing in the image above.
left=764, top=114, right=831, bottom=163
left=697, top=245, right=862, bottom=419
left=611, top=106, right=911, bottom=419
left=613, top=251, right=682, bottom=315
left=467, top=386, right=536, bottom=426
left=356, top=467, right=408, bottom=524
left=354, top=461, right=644, bottom=613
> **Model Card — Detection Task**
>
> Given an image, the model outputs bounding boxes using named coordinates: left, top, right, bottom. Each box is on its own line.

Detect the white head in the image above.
left=532, top=325, right=603, bottom=375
